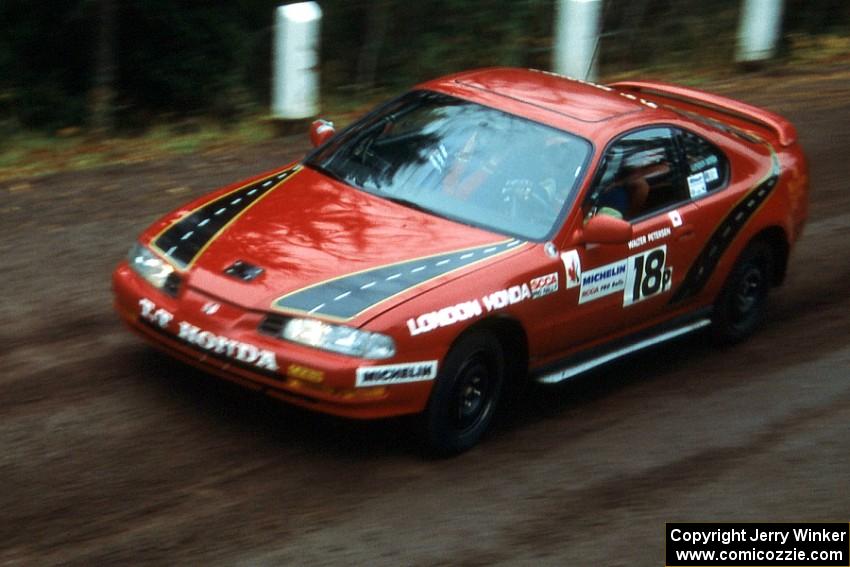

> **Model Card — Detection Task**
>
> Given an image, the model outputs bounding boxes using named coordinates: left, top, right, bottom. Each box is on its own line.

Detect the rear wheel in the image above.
left=712, top=241, right=775, bottom=344
left=421, top=331, right=505, bottom=456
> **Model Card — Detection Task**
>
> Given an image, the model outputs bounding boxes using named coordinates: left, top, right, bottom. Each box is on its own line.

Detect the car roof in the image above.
left=418, top=67, right=673, bottom=140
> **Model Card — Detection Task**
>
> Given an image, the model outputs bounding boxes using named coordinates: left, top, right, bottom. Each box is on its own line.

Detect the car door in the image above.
left=549, top=127, right=702, bottom=353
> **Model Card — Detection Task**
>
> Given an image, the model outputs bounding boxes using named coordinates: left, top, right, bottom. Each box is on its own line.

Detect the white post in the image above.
left=272, top=2, right=322, bottom=120
left=553, top=0, right=603, bottom=81
left=736, top=0, right=784, bottom=63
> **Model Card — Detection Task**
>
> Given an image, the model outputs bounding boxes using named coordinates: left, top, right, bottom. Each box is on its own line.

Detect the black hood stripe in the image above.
left=672, top=171, right=779, bottom=304
left=273, top=239, right=526, bottom=321
left=152, top=167, right=299, bottom=268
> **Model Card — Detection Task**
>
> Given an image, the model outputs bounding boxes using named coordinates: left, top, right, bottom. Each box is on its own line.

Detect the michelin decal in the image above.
left=355, top=361, right=438, bottom=387
left=579, top=261, right=628, bottom=304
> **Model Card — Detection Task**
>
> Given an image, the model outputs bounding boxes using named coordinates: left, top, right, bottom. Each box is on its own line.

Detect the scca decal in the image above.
left=530, top=272, right=559, bottom=299
left=355, top=361, right=438, bottom=387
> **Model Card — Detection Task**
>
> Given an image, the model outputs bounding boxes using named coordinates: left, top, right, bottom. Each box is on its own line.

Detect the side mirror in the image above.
left=309, top=119, right=335, bottom=147
left=581, top=214, right=633, bottom=245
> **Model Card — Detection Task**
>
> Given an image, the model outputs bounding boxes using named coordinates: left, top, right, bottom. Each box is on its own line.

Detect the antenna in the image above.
left=584, top=0, right=610, bottom=80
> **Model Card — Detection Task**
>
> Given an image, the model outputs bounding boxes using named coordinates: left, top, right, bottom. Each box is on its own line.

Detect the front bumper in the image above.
left=112, top=263, right=434, bottom=419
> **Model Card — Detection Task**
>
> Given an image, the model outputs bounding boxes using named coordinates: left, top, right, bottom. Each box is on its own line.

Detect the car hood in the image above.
left=157, top=166, right=522, bottom=322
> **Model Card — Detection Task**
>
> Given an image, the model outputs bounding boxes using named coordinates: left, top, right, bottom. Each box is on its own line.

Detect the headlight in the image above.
left=281, top=318, right=396, bottom=359
left=128, top=242, right=175, bottom=290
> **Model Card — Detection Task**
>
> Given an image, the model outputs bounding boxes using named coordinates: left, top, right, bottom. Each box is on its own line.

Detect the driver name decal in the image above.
left=628, top=226, right=672, bottom=250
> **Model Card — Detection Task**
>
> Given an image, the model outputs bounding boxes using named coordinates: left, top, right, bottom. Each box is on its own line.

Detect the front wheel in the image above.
left=712, top=241, right=775, bottom=344
left=421, top=331, right=505, bottom=456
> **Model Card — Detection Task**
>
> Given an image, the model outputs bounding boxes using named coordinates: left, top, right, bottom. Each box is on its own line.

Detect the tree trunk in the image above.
left=90, top=0, right=116, bottom=135
left=355, top=0, right=389, bottom=90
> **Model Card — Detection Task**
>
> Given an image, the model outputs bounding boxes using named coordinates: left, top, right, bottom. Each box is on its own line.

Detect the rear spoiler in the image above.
left=610, top=80, right=797, bottom=147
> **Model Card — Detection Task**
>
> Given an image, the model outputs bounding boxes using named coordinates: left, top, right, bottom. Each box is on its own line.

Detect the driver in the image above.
left=442, top=130, right=495, bottom=200
left=594, top=161, right=666, bottom=220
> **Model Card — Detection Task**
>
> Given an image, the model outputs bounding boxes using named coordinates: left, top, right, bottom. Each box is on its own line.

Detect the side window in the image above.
left=678, top=129, right=729, bottom=196
left=587, top=127, right=686, bottom=221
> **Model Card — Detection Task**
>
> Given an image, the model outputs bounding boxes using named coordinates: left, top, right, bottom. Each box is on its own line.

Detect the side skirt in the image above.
left=535, top=312, right=713, bottom=385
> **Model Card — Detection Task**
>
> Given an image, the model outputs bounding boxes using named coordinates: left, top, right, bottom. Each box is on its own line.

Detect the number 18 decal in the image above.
left=624, top=245, right=672, bottom=306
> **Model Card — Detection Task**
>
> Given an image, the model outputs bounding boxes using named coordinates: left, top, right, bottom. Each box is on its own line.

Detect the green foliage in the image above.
left=598, top=0, right=742, bottom=71
left=786, top=0, right=850, bottom=33
left=0, top=0, right=92, bottom=128
left=118, top=1, right=247, bottom=115
left=0, top=0, right=848, bottom=131
left=321, top=0, right=552, bottom=87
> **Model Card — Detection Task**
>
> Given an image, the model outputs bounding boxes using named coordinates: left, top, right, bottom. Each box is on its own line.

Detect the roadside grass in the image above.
left=0, top=91, right=392, bottom=184
left=0, top=117, right=280, bottom=183
left=1, top=34, right=848, bottom=185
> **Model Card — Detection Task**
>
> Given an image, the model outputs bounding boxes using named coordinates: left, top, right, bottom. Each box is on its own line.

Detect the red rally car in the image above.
left=113, top=68, right=808, bottom=454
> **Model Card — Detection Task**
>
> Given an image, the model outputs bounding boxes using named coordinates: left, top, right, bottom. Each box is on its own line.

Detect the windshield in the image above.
left=306, top=91, right=592, bottom=241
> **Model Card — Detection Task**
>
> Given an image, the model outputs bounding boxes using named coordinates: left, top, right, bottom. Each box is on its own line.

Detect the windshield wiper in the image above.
left=381, top=195, right=434, bottom=215
left=305, top=161, right=346, bottom=184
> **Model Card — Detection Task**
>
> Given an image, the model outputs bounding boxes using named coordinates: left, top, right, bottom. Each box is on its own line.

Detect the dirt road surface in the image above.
left=1, top=67, right=849, bottom=566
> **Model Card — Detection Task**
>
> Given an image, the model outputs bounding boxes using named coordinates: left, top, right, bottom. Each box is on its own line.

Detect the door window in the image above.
left=678, top=129, right=730, bottom=197
left=587, top=127, right=686, bottom=221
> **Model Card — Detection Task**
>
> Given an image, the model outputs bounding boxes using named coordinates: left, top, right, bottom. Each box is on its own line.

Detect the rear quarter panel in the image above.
left=680, top=121, right=805, bottom=308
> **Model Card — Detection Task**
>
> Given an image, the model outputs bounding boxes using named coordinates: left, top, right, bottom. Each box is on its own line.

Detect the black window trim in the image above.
left=584, top=124, right=688, bottom=225
left=673, top=125, right=732, bottom=202
left=584, top=123, right=732, bottom=225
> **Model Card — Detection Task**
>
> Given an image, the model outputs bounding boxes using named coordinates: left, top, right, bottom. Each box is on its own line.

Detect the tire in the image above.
left=421, top=331, right=505, bottom=456
left=712, top=240, right=775, bottom=345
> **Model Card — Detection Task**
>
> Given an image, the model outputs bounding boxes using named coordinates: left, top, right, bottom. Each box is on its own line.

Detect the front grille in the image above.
left=163, top=272, right=182, bottom=297
left=259, top=313, right=289, bottom=337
